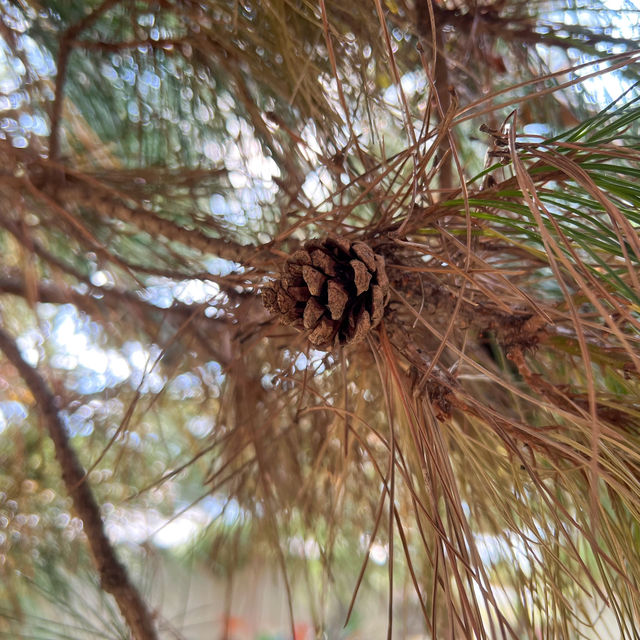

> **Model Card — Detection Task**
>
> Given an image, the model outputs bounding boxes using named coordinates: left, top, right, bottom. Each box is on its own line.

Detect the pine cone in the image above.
left=263, top=237, right=390, bottom=350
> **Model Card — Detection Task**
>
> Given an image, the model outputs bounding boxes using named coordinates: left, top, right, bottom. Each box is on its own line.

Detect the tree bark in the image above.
left=0, top=326, right=158, bottom=640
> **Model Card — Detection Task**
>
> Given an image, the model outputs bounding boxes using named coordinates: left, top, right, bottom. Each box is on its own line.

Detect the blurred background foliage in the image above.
left=0, top=0, right=640, bottom=638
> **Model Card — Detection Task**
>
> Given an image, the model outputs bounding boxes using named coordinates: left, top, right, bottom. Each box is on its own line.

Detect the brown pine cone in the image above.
left=263, top=237, right=390, bottom=350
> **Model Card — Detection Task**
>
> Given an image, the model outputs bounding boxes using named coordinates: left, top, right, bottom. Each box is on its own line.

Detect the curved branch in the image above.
left=0, top=325, right=158, bottom=640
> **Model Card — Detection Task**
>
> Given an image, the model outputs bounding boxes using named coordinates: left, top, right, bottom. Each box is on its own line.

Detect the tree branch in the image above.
left=69, top=37, right=185, bottom=52
left=0, top=272, right=241, bottom=367
left=415, top=1, right=453, bottom=192
left=49, top=0, right=123, bottom=160
left=29, top=172, right=267, bottom=266
left=0, top=325, right=158, bottom=640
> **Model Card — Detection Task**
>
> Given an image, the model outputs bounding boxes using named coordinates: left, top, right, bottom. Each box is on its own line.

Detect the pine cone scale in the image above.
left=303, top=297, right=325, bottom=329
left=370, top=285, right=385, bottom=325
left=352, top=242, right=377, bottom=272
left=350, top=260, right=372, bottom=296
left=309, top=316, right=335, bottom=345
left=302, top=266, right=327, bottom=296
left=310, top=250, right=338, bottom=276
left=328, top=280, right=349, bottom=319
left=263, top=237, right=390, bottom=350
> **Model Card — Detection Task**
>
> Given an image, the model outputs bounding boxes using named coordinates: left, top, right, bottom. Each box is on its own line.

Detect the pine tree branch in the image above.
left=69, top=37, right=185, bottom=52
left=49, top=0, right=124, bottom=160
left=0, top=270, right=196, bottom=320
left=76, top=184, right=262, bottom=264
left=0, top=272, right=241, bottom=366
left=3, top=140, right=265, bottom=267
left=0, top=209, right=253, bottom=297
left=0, top=325, right=158, bottom=640
left=27, top=174, right=266, bottom=266
left=415, top=1, right=453, bottom=191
